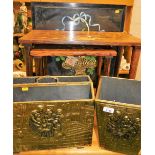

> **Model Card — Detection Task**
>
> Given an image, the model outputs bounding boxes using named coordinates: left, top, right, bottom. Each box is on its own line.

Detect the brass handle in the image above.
left=36, top=76, right=58, bottom=83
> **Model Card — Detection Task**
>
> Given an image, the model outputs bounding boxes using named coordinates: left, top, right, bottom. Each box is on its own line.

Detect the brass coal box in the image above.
left=95, top=76, right=141, bottom=155
left=13, top=76, right=94, bottom=153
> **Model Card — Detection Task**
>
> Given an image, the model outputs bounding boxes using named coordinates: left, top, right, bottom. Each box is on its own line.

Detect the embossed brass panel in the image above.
left=13, top=79, right=94, bottom=153
left=14, top=101, right=94, bottom=152
left=95, top=76, right=141, bottom=155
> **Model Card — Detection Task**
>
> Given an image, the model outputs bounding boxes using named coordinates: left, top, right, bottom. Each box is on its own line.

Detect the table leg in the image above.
left=34, top=57, right=39, bottom=76
left=114, top=46, right=124, bottom=77
left=43, top=57, right=48, bottom=75
left=103, top=57, right=112, bottom=76
left=24, top=44, right=33, bottom=76
left=129, top=46, right=141, bottom=79
left=34, top=57, right=43, bottom=76
left=40, top=57, right=44, bottom=76
left=97, top=56, right=103, bottom=77
left=124, top=46, right=132, bottom=63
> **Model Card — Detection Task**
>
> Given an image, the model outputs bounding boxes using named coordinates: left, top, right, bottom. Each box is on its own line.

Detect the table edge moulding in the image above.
left=19, top=30, right=141, bottom=46
left=13, top=0, right=134, bottom=6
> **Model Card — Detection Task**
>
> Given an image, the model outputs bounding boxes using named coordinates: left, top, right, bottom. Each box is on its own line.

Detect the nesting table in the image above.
left=19, top=30, right=141, bottom=79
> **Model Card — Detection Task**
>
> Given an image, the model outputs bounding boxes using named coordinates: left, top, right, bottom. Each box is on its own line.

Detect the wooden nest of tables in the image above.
left=19, top=30, right=140, bottom=79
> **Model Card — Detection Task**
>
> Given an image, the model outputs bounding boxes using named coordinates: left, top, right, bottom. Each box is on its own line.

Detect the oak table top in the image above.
left=19, top=30, right=141, bottom=46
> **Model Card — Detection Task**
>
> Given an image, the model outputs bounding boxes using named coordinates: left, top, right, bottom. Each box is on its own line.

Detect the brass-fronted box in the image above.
left=95, top=76, right=141, bottom=155
left=13, top=76, right=94, bottom=153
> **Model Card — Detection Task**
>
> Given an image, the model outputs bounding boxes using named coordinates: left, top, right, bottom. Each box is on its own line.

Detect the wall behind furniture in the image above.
left=130, top=0, right=141, bottom=80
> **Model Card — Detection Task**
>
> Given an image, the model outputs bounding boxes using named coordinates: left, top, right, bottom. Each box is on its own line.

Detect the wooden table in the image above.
left=19, top=30, right=141, bottom=79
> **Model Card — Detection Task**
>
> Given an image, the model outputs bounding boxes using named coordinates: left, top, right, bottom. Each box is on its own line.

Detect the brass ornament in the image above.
left=107, top=111, right=141, bottom=140
left=29, top=105, right=63, bottom=137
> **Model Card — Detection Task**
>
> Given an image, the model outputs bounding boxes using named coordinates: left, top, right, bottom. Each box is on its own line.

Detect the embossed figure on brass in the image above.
left=29, top=105, right=63, bottom=137
left=107, top=111, right=141, bottom=140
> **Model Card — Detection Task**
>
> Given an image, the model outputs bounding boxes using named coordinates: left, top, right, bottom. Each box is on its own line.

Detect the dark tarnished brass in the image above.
left=13, top=76, right=94, bottom=153
left=14, top=101, right=94, bottom=152
left=95, top=76, right=141, bottom=155
left=29, top=106, right=63, bottom=137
